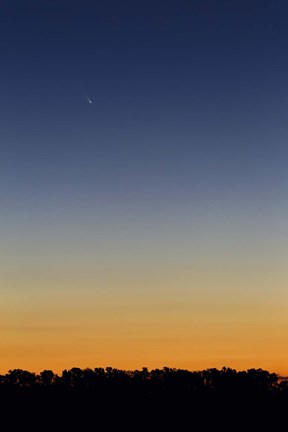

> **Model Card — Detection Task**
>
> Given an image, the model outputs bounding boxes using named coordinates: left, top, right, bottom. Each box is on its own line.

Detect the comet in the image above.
left=86, top=96, right=92, bottom=104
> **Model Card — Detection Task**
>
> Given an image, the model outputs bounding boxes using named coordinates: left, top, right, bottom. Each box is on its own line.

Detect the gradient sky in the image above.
left=1, top=0, right=288, bottom=375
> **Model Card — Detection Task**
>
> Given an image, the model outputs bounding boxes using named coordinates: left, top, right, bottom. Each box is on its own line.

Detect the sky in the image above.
left=1, top=0, right=288, bottom=375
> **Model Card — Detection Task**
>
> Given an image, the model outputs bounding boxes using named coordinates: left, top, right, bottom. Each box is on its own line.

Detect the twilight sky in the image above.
left=1, top=0, right=288, bottom=375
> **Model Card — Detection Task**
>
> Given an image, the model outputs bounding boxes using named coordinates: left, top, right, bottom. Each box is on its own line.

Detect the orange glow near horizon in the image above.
left=1, top=257, right=288, bottom=376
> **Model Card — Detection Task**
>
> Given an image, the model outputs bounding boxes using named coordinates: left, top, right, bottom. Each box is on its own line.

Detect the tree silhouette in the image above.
left=0, top=366, right=286, bottom=430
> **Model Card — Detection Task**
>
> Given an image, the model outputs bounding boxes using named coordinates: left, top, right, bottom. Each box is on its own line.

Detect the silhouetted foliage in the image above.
left=0, top=366, right=286, bottom=430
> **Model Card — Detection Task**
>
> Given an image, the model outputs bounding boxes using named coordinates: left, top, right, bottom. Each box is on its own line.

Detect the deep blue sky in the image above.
left=1, top=0, right=288, bottom=211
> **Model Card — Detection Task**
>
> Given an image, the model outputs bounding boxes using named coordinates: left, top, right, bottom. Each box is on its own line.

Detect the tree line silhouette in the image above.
left=1, top=366, right=288, bottom=430
left=0, top=365, right=284, bottom=391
